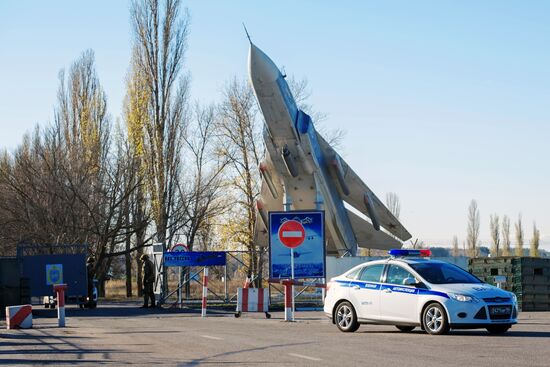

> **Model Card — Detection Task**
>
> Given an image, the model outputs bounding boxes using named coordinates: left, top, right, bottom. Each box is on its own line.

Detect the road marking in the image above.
left=288, top=353, right=322, bottom=361
left=200, top=335, right=223, bottom=340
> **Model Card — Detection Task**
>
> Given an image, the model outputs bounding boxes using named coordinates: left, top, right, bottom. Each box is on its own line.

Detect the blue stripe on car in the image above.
left=418, top=289, right=449, bottom=298
left=334, top=280, right=449, bottom=298
left=335, top=280, right=351, bottom=287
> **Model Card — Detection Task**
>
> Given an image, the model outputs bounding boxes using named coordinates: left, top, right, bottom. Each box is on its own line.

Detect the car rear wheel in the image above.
left=486, top=325, right=510, bottom=334
left=396, top=325, right=415, bottom=332
left=335, top=301, right=359, bottom=332
left=422, top=303, right=449, bottom=335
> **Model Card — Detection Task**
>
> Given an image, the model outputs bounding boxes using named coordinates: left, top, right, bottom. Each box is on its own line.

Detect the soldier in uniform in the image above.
left=140, top=254, right=155, bottom=308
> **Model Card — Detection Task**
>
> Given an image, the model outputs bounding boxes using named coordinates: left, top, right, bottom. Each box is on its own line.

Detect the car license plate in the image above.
left=490, top=306, right=511, bottom=315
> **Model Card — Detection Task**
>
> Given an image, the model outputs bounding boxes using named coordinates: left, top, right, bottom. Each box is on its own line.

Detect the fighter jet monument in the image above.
left=248, top=42, right=411, bottom=256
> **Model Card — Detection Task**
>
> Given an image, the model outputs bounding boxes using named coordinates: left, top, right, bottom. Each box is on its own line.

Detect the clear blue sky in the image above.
left=1, top=1, right=549, bottom=249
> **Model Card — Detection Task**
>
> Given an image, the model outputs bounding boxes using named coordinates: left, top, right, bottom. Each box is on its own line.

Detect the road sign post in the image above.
left=290, top=247, right=294, bottom=319
left=278, top=219, right=306, bottom=321
left=170, top=243, right=189, bottom=306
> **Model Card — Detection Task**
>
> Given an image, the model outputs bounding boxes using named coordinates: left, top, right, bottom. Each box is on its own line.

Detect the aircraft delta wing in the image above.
left=315, top=132, right=412, bottom=242
left=249, top=42, right=411, bottom=256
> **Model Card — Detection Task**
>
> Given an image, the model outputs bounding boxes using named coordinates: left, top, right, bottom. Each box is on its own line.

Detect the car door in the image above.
left=348, top=264, right=384, bottom=320
left=379, top=264, right=420, bottom=323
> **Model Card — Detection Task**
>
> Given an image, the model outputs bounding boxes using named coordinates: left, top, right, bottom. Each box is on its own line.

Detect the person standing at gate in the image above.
left=140, top=254, right=155, bottom=308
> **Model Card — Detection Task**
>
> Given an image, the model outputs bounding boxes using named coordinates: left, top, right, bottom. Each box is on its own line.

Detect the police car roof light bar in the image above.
left=388, top=249, right=431, bottom=257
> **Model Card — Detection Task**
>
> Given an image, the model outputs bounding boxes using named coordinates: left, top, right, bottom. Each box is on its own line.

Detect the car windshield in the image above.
left=410, top=262, right=482, bottom=284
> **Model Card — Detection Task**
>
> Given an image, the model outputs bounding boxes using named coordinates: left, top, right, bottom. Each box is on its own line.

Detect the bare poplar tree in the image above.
left=55, top=50, right=111, bottom=286
left=409, top=238, right=425, bottom=249
left=217, top=79, right=262, bottom=285
left=173, top=104, right=230, bottom=297
left=466, top=199, right=480, bottom=257
left=501, top=215, right=511, bottom=256
left=177, top=103, right=229, bottom=250
left=385, top=192, right=401, bottom=220
left=515, top=214, right=524, bottom=257
left=530, top=222, right=540, bottom=257
left=452, top=235, right=459, bottom=257
left=489, top=214, right=500, bottom=257
left=130, top=0, right=190, bottom=250
left=124, top=47, right=154, bottom=296
left=56, top=49, right=108, bottom=171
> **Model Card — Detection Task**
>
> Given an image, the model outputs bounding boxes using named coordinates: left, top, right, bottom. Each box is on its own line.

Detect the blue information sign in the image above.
left=164, top=251, right=226, bottom=267
left=269, top=211, right=325, bottom=279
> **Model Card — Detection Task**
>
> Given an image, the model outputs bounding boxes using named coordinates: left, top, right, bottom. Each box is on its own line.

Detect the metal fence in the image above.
left=155, top=249, right=324, bottom=308
left=17, top=243, right=88, bottom=257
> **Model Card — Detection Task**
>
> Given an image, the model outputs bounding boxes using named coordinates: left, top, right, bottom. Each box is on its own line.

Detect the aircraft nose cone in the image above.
left=248, top=43, right=280, bottom=86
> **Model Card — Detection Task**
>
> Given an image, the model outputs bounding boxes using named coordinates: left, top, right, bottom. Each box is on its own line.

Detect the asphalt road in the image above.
left=1, top=302, right=550, bottom=366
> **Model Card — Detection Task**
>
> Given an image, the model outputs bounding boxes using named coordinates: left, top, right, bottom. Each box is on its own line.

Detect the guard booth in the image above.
left=17, top=244, right=89, bottom=306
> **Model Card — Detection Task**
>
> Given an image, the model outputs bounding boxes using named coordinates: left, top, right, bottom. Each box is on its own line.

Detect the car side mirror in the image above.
left=403, top=277, right=417, bottom=286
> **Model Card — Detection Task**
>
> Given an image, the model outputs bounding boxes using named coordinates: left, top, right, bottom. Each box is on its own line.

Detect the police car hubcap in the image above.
left=337, top=306, right=352, bottom=328
left=426, top=307, right=443, bottom=331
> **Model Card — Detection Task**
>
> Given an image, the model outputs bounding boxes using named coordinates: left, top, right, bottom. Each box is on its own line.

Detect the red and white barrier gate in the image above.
left=235, top=288, right=270, bottom=318
left=5, top=304, right=32, bottom=329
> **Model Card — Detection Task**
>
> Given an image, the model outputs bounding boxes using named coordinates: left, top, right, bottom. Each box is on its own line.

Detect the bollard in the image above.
left=268, top=278, right=325, bottom=323
left=284, top=280, right=293, bottom=322
left=201, top=268, right=208, bottom=318
left=53, top=284, right=68, bottom=327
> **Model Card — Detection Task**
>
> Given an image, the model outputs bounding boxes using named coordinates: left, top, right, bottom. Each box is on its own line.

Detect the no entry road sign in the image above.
left=269, top=211, right=325, bottom=279
left=278, top=220, right=305, bottom=248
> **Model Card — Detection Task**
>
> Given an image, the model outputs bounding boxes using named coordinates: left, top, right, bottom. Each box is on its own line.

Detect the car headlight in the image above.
left=510, top=292, right=517, bottom=303
left=449, top=293, right=479, bottom=303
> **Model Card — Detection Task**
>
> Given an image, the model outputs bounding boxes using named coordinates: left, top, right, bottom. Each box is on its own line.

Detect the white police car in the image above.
left=324, top=249, right=518, bottom=335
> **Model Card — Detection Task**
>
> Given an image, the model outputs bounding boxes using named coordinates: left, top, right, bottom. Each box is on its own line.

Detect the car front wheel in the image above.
left=422, top=303, right=449, bottom=335
left=335, top=301, right=359, bottom=332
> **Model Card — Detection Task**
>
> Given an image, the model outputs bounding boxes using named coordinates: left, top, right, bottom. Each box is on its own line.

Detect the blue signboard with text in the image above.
left=269, top=210, right=325, bottom=279
left=163, top=251, right=226, bottom=267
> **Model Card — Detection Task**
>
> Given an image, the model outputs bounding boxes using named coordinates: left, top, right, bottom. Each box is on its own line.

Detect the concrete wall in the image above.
left=326, top=256, right=469, bottom=281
